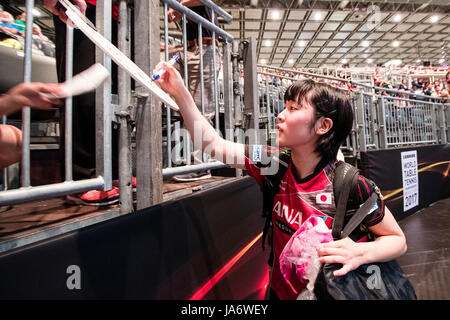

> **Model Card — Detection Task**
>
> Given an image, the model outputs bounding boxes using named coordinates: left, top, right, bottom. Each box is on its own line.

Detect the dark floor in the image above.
left=397, top=197, right=450, bottom=300
left=0, top=176, right=236, bottom=252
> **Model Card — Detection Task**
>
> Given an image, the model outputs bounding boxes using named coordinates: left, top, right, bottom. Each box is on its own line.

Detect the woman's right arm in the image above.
left=155, top=62, right=246, bottom=169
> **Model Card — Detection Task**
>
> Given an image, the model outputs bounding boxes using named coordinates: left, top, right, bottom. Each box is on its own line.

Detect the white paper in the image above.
left=41, top=63, right=109, bottom=99
left=62, top=2, right=179, bottom=111
left=401, top=150, right=419, bottom=212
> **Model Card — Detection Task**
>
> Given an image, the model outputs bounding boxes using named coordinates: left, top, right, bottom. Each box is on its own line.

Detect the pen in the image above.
left=152, top=54, right=180, bottom=81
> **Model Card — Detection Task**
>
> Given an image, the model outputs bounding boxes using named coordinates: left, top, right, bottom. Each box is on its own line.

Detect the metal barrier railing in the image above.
left=0, top=1, right=110, bottom=206
left=0, top=0, right=240, bottom=209
left=256, top=64, right=449, bottom=157
left=160, top=0, right=235, bottom=178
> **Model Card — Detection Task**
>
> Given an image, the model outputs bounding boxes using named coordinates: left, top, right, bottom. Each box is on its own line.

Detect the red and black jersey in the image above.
left=244, top=145, right=385, bottom=300
left=85, top=0, right=118, bottom=20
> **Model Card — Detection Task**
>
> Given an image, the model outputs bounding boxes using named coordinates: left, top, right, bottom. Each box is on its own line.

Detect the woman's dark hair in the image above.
left=284, top=79, right=354, bottom=162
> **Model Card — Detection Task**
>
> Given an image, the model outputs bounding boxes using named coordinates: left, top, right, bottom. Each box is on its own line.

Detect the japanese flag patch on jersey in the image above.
left=252, top=145, right=262, bottom=162
left=316, top=192, right=332, bottom=205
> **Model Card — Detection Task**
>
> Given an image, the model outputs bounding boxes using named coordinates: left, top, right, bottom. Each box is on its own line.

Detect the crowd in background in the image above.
left=374, top=67, right=450, bottom=101
left=259, top=64, right=449, bottom=103
left=0, top=8, right=54, bottom=57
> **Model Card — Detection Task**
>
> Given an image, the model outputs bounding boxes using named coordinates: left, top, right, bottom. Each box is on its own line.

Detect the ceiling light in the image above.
left=367, top=59, right=373, bottom=63
left=270, top=10, right=281, bottom=20
left=416, top=59, right=421, bottom=63
left=342, top=59, right=348, bottom=64
left=430, top=15, right=439, bottom=23
left=260, top=59, right=267, bottom=64
left=297, top=40, right=306, bottom=46
left=392, top=41, right=400, bottom=47
left=361, top=41, right=370, bottom=47
left=439, top=58, right=445, bottom=64
left=288, top=59, right=295, bottom=64
left=393, top=14, right=402, bottom=22
left=32, top=8, right=41, bottom=17
left=264, top=40, right=272, bottom=47
left=313, top=12, right=322, bottom=20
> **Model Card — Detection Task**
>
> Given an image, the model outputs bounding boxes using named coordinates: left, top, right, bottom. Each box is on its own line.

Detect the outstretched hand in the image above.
left=0, top=83, right=63, bottom=117
left=44, top=0, right=87, bottom=24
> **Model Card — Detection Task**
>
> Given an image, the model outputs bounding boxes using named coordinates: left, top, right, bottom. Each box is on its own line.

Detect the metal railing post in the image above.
left=1, top=115, right=7, bottom=191
left=243, top=36, right=260, bottom=145
left=134, top=0, right=163, bottom=208
left=117, top=0, right=133, bottom=213
left=222, top=41, right=234, bottom=142
left=65, top=24, right=74, bottom=182
left=95, top=0, right=113, bottom=191
left=232, top=41, right=243, bottom=177
left=21, top=0, right=34, bottom=188
left=377, top=96, right=388, bottom=149
left=368, top=94, right=379, bottom=149
left=445, top=104, right=450, bottom=143
left=355, top=92, right=367, bottom=152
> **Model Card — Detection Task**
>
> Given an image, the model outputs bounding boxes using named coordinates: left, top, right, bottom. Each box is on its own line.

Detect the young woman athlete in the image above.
left=154, top=61, right=407, bottom=300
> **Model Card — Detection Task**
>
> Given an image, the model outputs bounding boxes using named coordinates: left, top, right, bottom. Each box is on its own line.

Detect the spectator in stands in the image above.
left=411, top=78, right=423, bottom=93
left=0, top=82, right=62, bottom=169
left=398, top=79, right=408, bottom=91
left=0, top=10, right=22, bottom=35
left=32, top=25, right=49, bottom=41
left=424, top=83, right=433, bottom=96
left=373, top=68, right=383, bottom=86
left=446, top=70, right=450, bottom=86
left=431, top=86, right=441, bottom=98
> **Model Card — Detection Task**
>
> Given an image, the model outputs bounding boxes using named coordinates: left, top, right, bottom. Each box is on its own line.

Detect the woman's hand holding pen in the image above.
left=153, top=62, right=188, bottom=101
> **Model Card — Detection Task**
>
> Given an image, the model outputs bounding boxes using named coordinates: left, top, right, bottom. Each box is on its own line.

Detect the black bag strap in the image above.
left=331, top=161, right=359, bottom=240
left=341, top=192, right=378, bottom=239
left=332, top=161, right=380, bottom=240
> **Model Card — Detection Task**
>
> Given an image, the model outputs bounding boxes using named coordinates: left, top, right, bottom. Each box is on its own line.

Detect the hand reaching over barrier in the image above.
left=0, top=82, right=63, bottom=117
left=0, top=82, right=63, bottom=169
left=154, top=61, right=247, bottom=169
left=44, top=0, right=87, bottom=24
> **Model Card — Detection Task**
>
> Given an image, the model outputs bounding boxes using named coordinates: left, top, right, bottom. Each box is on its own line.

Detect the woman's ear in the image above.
left=315, top=117, right=333, bottom=136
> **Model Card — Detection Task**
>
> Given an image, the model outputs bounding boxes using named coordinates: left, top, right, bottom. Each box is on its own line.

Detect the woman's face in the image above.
left=276, top=99, right=318, bottom=148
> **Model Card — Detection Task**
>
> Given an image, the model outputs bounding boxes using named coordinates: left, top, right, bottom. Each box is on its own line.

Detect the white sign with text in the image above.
left=401, top=150, right=419, bottom=212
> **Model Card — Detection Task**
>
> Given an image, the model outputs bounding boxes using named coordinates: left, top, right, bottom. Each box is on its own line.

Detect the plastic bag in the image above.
left=279, top=216, right=333, bottom=299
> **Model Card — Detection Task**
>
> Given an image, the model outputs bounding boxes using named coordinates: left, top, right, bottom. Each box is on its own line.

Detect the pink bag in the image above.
left=279, top=216, right=333, bottom=298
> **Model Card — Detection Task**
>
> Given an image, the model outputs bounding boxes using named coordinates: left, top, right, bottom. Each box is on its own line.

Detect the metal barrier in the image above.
left=0, top=0, right=240, bottom=209
left=0, top=1, right=110, bottom=206
left=256, top=64, right=449, bottom=157
left=160, top=0, right=235, bottom=177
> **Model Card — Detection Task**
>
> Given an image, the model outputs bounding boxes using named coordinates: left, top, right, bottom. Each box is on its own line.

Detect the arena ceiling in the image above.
left=1, top=0, right=449, bottom=68
left=215, top=0, right=450, bottom=68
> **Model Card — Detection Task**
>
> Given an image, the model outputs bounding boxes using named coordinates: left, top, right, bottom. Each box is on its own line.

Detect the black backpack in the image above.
left=260, top=152, right=375, bottom=266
